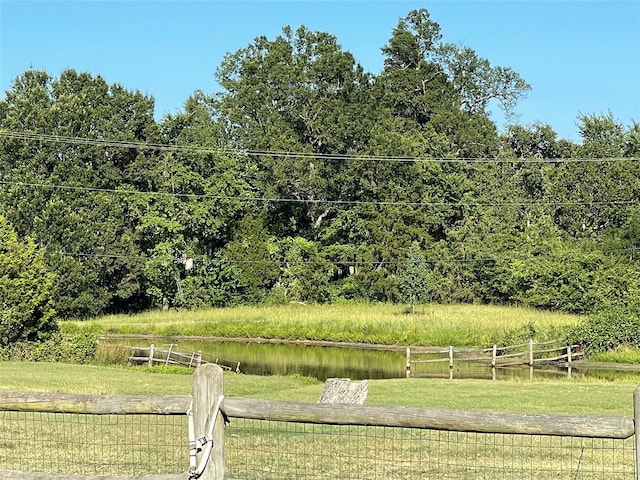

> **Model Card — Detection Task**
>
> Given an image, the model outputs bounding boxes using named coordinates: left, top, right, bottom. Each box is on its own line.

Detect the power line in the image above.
left=57, top=246, right=640, bottom=266
left=0, top=180, right=637, bottom=208
left=1, top=129, right=639, bottom=164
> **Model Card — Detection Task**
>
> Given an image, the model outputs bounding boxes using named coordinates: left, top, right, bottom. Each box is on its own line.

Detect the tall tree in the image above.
left=0, top=215, right=56, bottom=345
left=381, top=9, right=530, bottom=130
left=398, top=241, right=432, bottom=313
left=547, top=114, right=640, bottom=238
left=0, top=69, right=157, bottom=316
left=215, top=25, right=379, bottom=236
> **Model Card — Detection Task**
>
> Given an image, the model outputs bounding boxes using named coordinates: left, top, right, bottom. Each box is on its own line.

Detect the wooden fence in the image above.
left=127, top=343, right=240, bottom=372
left=405, top=338, right=584, bottom=378
left=1, top=364, right=639, bottom=479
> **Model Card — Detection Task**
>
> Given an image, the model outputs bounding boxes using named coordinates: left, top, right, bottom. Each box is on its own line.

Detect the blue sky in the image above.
left=1, top=1, right=638, bottom=142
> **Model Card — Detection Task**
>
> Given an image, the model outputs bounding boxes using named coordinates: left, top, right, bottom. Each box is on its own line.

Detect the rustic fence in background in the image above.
left=405, top=338, right=585, bottom=379
left=127, top=343, right=240, bottom=372
left=1, top=364, right=638, bottom=480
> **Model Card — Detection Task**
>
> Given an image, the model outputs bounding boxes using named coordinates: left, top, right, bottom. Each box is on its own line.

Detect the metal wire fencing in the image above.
left=1, top=370, right=639, bottom=480
left=1, top=410, right=635, bottom=479
left=224, top=419, right=636, bottom=480
left=0, top=410, right=188, bottom=476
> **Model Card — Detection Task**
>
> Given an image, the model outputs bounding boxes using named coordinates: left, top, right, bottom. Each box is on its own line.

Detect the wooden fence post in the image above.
left=449, top=346, right=454, bottom=380
left=192, top=364, right=225, bottom=480
left=406, top=347, right=411, bottom=378
left=166, top=344, right=173, bottom=366
left=634, top=385, right=640, bottom=480
left=148, top=344, right=155, bottom=367
left=529, top=338, right=534, bottom=367
left=491, top=344, right=497, bottom=380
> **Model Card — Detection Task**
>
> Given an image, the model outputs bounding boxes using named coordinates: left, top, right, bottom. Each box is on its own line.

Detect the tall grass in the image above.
left=62, top=303, right=582, bottom=347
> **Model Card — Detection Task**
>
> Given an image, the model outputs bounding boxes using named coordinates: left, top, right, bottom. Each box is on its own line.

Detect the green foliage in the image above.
left=0, top=332, right=97, bottom=362
left=223, top=215, right=280, bottom=302
left=0, top=69, right=154, bottom=317
left=570, top=301, right=640, bottom=354
left=278, top=237, right=334, bottom=303
left=0, top=7, right=639, bottom=351
left=0, top=216, right=57, bottom=345
left=179, top=255, right=240, bottom=308
left=397, top=242, right=433, bottom=311
left=589, top=345, right=640, bottom=364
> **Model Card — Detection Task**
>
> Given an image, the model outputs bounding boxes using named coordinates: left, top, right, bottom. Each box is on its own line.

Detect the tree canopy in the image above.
left=0, top=8, right=638, bottom=334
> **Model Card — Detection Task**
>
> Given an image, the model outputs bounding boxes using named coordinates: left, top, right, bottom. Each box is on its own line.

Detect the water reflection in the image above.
left=110, top=338, right=640, bottom=382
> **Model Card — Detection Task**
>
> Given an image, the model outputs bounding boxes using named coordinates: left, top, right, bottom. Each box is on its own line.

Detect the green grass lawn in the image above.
left=2, top=361, right=639, bottom=416
left=2, top=362, right=639, bottom=479
left=61, top=302, right=582, bottom=347
left=2, top=304, right=636, bottom=480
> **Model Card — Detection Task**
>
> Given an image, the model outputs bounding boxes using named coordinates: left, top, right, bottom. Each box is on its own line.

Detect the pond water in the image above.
left=108, top=337, right=640, bottom=382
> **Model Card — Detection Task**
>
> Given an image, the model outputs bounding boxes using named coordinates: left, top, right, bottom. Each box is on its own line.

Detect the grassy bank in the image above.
left=2, top=362, right=639, bottom=415
left=62, top=303, right=581, bottom=347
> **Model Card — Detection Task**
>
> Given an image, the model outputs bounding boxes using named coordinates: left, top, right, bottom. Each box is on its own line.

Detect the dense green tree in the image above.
left=0, top=69, right=157, bottom=317
left=577, top=112, right=626, bottom=158
left=276, top=236, right=335, bottom=303
left=503, top=122, right=564, bottom=159
left=222, top=214, right=281, bottom=302
left=381, top=9, right=529, bottom=131
left=0, top=216, right=56, bottom=345
left=398, top=241, right=433, bottom=312
left=2, top=6, right=638, bottom=337
left=215, top=25, right=380, bottom=236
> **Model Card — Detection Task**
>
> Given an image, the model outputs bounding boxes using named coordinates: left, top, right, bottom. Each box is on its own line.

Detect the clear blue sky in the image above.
left=1, top=1, right=639, bottom=142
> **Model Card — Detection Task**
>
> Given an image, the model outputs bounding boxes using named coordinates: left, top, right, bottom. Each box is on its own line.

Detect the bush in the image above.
left=0, top=215, right=57, bottom=345
left=569, top=301, right=640, bottom=354
left=0, top=332, right=98, bottom=363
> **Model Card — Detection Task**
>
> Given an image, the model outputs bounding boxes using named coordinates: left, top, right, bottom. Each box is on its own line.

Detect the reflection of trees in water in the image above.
left=112, top=338, right=640, bottom=382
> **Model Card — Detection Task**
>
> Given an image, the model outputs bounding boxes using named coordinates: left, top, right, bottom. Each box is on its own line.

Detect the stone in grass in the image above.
left=318, top=378, right=368, bottom=405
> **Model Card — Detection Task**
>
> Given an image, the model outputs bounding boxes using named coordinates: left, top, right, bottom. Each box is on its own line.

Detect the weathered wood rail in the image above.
left=2, top=364, right=640, bottom=479
left=0, top=472, right=183, bottom=480
left=405, top=338, right=584, bottom=378
left=127, top=343, right=240, bottom=372
left=0, top=389, right=632, bottom=439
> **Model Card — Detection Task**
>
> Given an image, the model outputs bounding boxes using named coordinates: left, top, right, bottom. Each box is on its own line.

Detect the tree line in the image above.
left=1, top=9, right=639, bottom=346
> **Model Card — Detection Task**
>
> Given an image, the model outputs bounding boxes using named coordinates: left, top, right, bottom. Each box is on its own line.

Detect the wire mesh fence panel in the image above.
left=0, top=410, right=189, bottom=476
left=224, top=419, right=636, bottom=480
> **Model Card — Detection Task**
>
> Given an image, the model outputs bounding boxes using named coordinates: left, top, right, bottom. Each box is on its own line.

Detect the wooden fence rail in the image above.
left=2, top=364, right=639, bottom=479
left=127, top=344, right=240, bottom=372
left=0, top=389, right=631, bottom=439
left=405, top=338, right=584, bottom=378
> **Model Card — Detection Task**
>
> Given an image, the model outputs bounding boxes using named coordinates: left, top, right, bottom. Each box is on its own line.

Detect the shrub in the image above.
left=0, top=332, right=97, bottom=363
left=569, top=301, right=640, bottom=353
left=0, top=215, right=57, bottom=345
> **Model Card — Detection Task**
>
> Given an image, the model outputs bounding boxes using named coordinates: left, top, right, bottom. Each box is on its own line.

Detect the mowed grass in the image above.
left=61, top=303, right=582, bottom=347
left=2, top=362, right=639, bottom=416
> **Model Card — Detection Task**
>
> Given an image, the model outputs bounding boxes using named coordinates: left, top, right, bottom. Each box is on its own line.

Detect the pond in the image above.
left=108, top=337, right=640, bottom=382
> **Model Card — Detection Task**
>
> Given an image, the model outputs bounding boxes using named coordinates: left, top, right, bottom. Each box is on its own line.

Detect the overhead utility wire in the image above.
left=57, top=245, right=640, bottom=265
left=0, top=180, right=636, bottom=208
left=1, top=129, right=638, bottom=164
